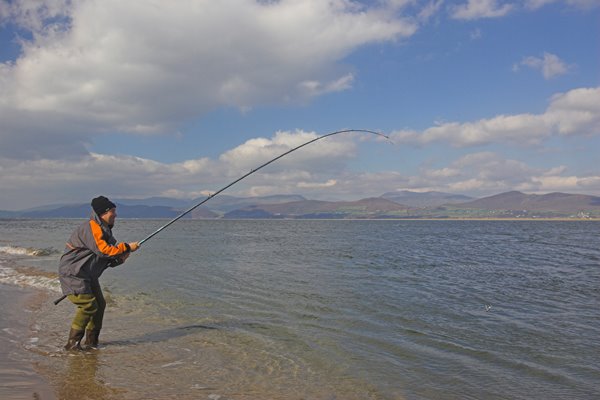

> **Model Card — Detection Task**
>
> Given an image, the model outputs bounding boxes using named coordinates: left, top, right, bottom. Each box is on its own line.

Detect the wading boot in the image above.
left=83, top=329, right=100, bottom=350
left=64, top=328, right=85, bottom=351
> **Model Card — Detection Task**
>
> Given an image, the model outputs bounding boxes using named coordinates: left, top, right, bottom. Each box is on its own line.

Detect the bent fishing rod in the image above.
left=54, top=129, right=387, bottom=305
left=138, top=128, right=388, bottom=246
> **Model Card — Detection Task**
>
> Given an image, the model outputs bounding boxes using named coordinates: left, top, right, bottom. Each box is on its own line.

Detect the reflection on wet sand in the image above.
left=55, top=352, right=123, bottom=400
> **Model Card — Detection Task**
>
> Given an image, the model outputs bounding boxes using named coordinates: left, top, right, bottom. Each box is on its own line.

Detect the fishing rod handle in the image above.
left=53, top=294, right=67, bottom=305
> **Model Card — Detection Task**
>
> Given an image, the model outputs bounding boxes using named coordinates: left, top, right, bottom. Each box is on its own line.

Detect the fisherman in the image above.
left=58, top=196, right=139, bottom=350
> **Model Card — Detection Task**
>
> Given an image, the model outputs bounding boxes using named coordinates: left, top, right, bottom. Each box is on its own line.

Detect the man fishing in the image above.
left=58, top=196, right=139, bottom=350
left=52, top=130, right=385, bottom=352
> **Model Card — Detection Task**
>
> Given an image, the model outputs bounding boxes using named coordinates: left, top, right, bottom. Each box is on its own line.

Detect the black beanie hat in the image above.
left=91, top=196, right=116, bottom=216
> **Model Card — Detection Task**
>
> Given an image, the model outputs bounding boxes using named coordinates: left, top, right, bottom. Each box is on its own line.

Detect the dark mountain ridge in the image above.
left=226, top=197, right=411, bottom=219
left=381, top=190, right=473, bottom=207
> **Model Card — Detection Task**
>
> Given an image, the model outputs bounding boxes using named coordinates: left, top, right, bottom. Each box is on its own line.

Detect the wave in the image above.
left=0, top=245, right=59, bottom=257
left=0, top=263, right=61, bottom=292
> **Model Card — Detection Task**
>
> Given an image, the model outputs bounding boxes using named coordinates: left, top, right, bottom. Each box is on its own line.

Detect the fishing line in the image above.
left=138, top=129, right=389, bottom=245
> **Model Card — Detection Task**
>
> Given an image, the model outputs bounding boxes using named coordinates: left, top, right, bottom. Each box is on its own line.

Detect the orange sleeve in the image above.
left=89, top=220, right=129, bottom=257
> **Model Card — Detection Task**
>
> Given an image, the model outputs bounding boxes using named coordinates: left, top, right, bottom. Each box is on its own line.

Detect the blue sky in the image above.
left=0, top=0, right=598, bottom=210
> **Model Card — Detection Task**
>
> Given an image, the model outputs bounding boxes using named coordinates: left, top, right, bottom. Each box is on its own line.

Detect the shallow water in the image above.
left=0, top=284, right=56, bottom=400
left=1, top=219, right=599, bottom=399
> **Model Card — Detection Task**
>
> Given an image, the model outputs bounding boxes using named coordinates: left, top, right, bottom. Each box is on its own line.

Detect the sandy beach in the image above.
left=0, top=284, right=56, bottom=400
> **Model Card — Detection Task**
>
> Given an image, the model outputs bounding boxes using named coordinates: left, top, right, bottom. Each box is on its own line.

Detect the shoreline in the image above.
left=0, top=283, right=57, bottom=400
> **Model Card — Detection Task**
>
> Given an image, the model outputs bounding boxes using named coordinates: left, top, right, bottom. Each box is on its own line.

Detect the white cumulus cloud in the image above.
left=390, top=86, right=600, bottom=147
left=385, top=152, right=600, bottom=197
left=219, top=129, right=358, bottom=173
left=450, top=0, right=513, bottom=20
left=0, top=129, right=366, bottom=209
left=525, top=0, right=600, bottom=10
left=513, top=52, right=572, bottom=79
left=0, top=0, right=415, bottom=159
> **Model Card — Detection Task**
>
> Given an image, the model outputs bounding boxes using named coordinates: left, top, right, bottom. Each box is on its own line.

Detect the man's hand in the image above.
left=129, top=242, right=140, bottom=252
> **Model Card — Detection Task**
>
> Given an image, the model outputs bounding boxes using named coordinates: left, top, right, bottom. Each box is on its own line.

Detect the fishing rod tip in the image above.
left=373, top=131, right=395, bottom=144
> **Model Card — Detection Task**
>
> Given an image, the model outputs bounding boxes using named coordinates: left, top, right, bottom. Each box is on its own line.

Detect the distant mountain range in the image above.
left=225, top=197, right=412, bottom=219
left=453, top=191, right=600, bottom=212
left=381, top=190, right=473, bottom=207
left=1, top=191, right=599, bottom=219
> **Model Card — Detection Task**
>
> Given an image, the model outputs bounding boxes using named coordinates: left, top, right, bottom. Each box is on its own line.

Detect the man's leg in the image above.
left=65, top=293, right=98, bottom=350
left=84, top=280, right=106, bottom=349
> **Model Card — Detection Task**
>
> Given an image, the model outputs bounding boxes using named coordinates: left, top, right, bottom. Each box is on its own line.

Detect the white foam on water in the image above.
left=0, top=263, right=60, bottom=292
left=0, top=245, right=58, bottom=257
left=161, top=361, right=185, bottom=368
left=2, top=327, right=18, bottom=336
left=190, top=384, right=212, bottom=390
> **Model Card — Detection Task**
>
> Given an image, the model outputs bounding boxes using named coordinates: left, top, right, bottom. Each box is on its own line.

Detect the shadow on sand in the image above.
left=103, top=324, right=218, bottom=347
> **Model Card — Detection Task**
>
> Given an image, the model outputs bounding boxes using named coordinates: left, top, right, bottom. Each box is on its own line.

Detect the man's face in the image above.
left=102, top=208, right=117, bottom=226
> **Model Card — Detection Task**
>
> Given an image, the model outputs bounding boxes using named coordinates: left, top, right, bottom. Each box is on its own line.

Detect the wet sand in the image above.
left=0, top=284, right=56, bottom=400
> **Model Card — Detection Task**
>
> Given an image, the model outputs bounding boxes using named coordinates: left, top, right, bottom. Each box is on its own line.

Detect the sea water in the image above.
left=0, top=219, right=599, bottom=399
